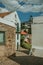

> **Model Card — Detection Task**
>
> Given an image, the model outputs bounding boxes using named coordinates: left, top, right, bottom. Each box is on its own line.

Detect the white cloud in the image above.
left=21, top=0, right=43, bottom=4
left=40, top=13, right=43, bottom=16
left=1, top=0, right=21, bottom=11
left=17, top=4, right=43, bottom=12
left=0, top=7, right=8, bottom=13
left=31, top=5, right=43, bottom=12
left=1, top=0, right=43, bottom=12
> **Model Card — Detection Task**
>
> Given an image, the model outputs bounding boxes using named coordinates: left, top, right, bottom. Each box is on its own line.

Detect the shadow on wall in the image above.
left=8, top=53, right=43, bottom=65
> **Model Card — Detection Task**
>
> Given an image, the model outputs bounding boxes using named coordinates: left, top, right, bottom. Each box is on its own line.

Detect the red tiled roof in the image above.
left=0, top=12, right=11, bottom=18
left=21, top=31, right=27, bottom=35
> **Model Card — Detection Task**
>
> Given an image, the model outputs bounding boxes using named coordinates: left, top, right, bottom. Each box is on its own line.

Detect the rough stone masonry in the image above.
left=0, top=23, right=16, bottom=57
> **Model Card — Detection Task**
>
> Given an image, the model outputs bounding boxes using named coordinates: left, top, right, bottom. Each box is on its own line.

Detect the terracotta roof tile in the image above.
left=0, top=12, right=11, bottom=18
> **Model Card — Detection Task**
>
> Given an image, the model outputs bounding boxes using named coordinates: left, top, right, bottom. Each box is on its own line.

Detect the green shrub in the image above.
left=22, top=42, right=31, bottom=50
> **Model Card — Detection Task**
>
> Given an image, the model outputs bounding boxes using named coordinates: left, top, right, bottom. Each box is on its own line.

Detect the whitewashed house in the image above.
left=0, top=17, right=16, bottom=56
left=3, top=11, right=21, bottom=50
left=31, top=16, right=43, bottom=57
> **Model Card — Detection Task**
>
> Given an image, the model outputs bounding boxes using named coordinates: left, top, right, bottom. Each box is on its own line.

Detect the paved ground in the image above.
left=0, top=47, right=43, bottom=65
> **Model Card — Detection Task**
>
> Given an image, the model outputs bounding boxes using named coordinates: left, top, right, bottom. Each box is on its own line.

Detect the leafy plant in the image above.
left=22, top=42, right=31, bottom=50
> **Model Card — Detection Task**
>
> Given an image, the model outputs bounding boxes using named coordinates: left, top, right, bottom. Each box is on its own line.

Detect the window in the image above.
left=0, top=31, right=5, bottom=45
left=17, top=34, right=19, bottom=40
left=17, top=42, right=19, bottom=50
left=17, top=23, right=19, bottom=32
left=15, top=14, right=16, bottom=18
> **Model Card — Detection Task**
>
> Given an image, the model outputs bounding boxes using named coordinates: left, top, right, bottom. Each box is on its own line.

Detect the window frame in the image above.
left=0, top=31, right=5, bottom=45
left=17, top=23, right=19, bottom=32
left=17, top=33, right=19, bottom=40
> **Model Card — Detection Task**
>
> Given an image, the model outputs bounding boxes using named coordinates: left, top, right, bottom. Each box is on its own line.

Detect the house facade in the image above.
left=3, top=11, right=21, bottom=50
left=31, top=16, right=43, bottom=57
left=0, top=18, right=16, bottom=56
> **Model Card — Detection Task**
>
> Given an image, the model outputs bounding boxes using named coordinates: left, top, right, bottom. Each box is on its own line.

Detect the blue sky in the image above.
left=0, top=3, right=43, bottom=22
left=0, top=3, right=5, bottom=8
left=17, top=11, right=43, bottom=22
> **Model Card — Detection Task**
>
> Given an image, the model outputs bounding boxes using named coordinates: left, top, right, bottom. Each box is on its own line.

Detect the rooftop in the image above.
left=0, top=17, right=16, bottom=28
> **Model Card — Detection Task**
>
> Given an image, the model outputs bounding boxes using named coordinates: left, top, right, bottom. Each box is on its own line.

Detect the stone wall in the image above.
left=0, top=23, right=16, bottom=57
